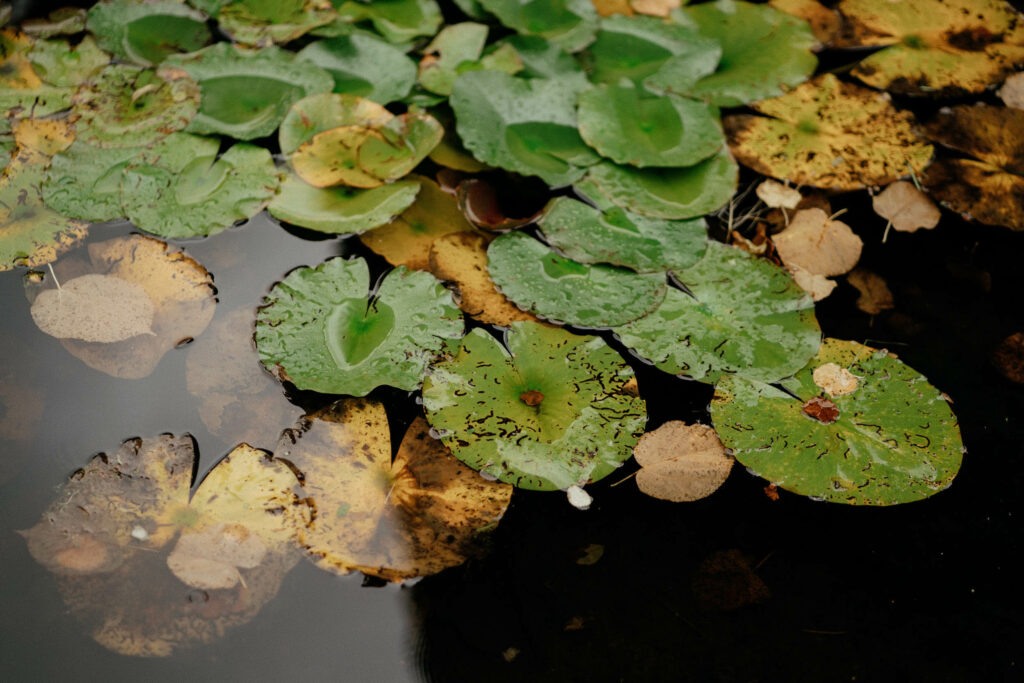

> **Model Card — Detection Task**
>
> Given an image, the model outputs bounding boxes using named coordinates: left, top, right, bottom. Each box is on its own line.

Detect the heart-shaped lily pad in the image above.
left=86, top=0, right=211, bottom=66
left=478, top=0, right=598, bottom=53
left=255, top=257, right=464, bottom=396
left=710, top=338, right=964, bottom=505
left=121, top=142, right=279, bottom=239
left=216, top=0, right=337, bottom=47
left=537, top=196, right=707, bottom=273
left=163, top=43, right=334, bottom=140
left=28, top=35, right=109, bottom=87
left=488, top=230, right=667, bottom=327
left=297, top=35, right=417, bottom=103
left=422, top=321, right=647, bottom=491
left=450, top=70, right=601, bottom=186
left=613, top=241, right=821, bottom=384
left=268, top=170, right=420, bottom=234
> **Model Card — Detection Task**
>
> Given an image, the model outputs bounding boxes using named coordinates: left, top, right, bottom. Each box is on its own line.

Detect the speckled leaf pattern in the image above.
left=86, top=0, right=211, bottom=66
left=216, top=0, right=337, bottom=47
left=613, top=241, right=821, bottom=384
left=710, top=338, right=964, bottom=505
left=297, top=35, right=417, bottom=103
left=278, top=93, right=393, bottom=156
left=28, top=35, right=109, bottom=86
left=255, top=257, right=464, bottom=396
left=487, top=230, right=667, bottom=327
left=422, top=321, right=646, bottom=490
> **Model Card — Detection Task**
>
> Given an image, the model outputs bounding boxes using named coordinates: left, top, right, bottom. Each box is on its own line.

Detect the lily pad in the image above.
left=577, top=81, right=724, bottom=168
left=450, top=70, right=601, bottom=186
left=710, top=338, right=964, bottom=505
left=30, top=273, right=155, bottom=342
left=613, top=241, right=821, bottom=385
left=255, top=257, right=464, bottom=396
left=72, top=64, right=200, bottom=149
left=121, top=143, right=279, bottom=239
left=478, top=0, right=598, bottom=53
left=334, top=0, right=442, bottom=44
left=164, top=43, right=334, bottom=140
left=275, top=400, right=512, bottom=580
left=418, top=22, right=489, bottom=95
left=278, top=92, right=392, bottom=156
left=297, top=35, right=417, bottom=103
left=422, top=321, right=646, bottom=490
left=495, top=34, right=588, bottom=89
left=725, top=74, right=933, bottom=190
left=583, top=147, right=738, bottom=220
left=0, top=29, right=75, bottom=130
left=537, top=196, right=707, bottom=273
left=487, top=230, right=667, bottom=327
left=21, top=8, right=87, bottom=37
left=216, top=0, right=337, bottom=46
left=28, top=35, right=109, bottom=87
left=87, top=0, right=211, bottom=66
left=268, top=170, right=420, bottom=234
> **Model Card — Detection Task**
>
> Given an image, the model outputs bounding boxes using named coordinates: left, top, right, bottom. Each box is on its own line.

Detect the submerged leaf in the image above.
left=30, top=273, right=154, bottom=342
left=633, top=422, right=733, bottom=502
left=846, top=267, right=894, bottom=315
left=86, top=0, right=211, bottom=66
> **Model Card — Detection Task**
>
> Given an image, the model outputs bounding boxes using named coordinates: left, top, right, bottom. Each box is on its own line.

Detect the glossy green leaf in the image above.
left=164, top=43, right=333, bottom=140
left=422, top=321, right=646, bottom=491
left=28, top=35, right=109, bottom=87
left=613, top=241, right=821, bottom=384
left=255, top=257, right=464, bottom=395
left=451, top=70, right=600, bottom=186
left=335, top=0, right=442, bottom=44
left=487, top=230, right=666, bottom=327
left=577, top=81, right=724, bottom=168
left=121, top=143, right=279, bottom=238
left=86, top=0, right=212, bottom=66
left=216, top=0, right=337, bottom=46
left=538, top=196, right=707, bottom=273
left=268, top=170, right=420, bottom=234
left=418, top=22, right=488, bottom=95
left=710, top=338, right=964, bottom=505
left=278, top=92, right=393, bottom=156
left=495, top=34, right=588, bottom=90
left=297, top=35, right=416, bottom=103
left=478, top=0, right=598, bottom=53
left=583, top=147, right=737, bottom=219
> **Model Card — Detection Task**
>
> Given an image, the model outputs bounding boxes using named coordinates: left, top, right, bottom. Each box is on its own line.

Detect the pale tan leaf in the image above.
left=755, top=179, right=802, bottom=209
left=634, top=422, right=733, bottom=502
left=773, top=207, right=863, bottom=277
left=630, top=0, right=681, bottom=17
left=30, top=273, right=155, bottom=342
left=812, top=362, right=859, bottom=396
left=166, top=522, right=268, bottom=590
left=789, top=265, right=836, bottom=302
left=999, top=72, right=1024, bottom=110
left=873, top=181, right=941, bottom=233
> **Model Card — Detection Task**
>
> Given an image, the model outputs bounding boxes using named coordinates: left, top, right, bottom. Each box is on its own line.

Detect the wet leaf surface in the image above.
left=86, top=0, right=211, bottom=66
left=216, top=0, right=337, bottom=47
left=29, top=273, right=154, bottom=342
left=479, top=0, right=598, bottom=53
left=633, top=421, right=733, bottom=502
left=297, top=34, right=417, bottom=103
left=28, top=35, right=108, bottom=87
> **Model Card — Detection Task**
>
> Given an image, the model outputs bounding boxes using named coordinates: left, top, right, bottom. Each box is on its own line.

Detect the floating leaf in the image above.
left=583, top=147, right=737, bottom=220
left=789, top=265, right=836, bottom=303
left=838, top=0, right=1024, bottom=96
left=21, top=7, right=87, bottom=37
left=28, top=35, right=109, bottom=87
left=255, top=257, right=463, bottom=396
left=769, top=0, right=840, bottom=45
left=999, top=72, right=1024, bottom=109
left=276, top=400, right=512, bottom=581
left=576, top=81, right=724, bottom=168
left=495, top=34, right=588, bottom=88
left=710, top=338, right=964, bottom=505
left=86, top=0, right=211, bottom=66
left=633, top=421, right=733, bottom=502
left=846, top=267, right=894, bottom=315
left=773, top=207, right=863, bottom=277
left=30, top=273, right=154, bottom=342
left=297, top=35, right=417, bottom=103
left=725, top=74, right=933, bottom=190
left=423, top=321, right=646, bottom=490
left=418, top=22, right=490, bottom=95
left=872, top=181, right=941, bottom=233
left=278, top=92, right=392, bottom=156
left=613, top=241, right=820, bottom=385
left=538, top=196, right=707, bottom=273
left=692, top=549, right=770, bottom=611
left=0, top=29, right=75, bottom=130
left=216, top=0, right=337, bottom=46
left=755, top=180, right=801, bottom=210
left=428, top=106, right=490, bottom=172
left=479, top=0, right=598, bottom=53
left=121, top=142, right=278, bottom=239
left=336, top=0, right=442, bottom=44
left=487, top=230, right=667, bottom=327
left=164, top=43, right=333, bottom=140
left=450, top=70, right=600, bottom=186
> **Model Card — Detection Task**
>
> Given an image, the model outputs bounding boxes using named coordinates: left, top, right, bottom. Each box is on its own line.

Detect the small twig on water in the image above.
left=47, top=262, right=61, bottom=290
left=609, top=471, right=638, bottom=487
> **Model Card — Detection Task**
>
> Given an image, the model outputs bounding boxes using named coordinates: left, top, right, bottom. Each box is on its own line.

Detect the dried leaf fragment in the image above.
left=812, top=362, right=858, bottom=397
left=166, top=522, right=268, bottom=590
left=789, top=265, right=836, bottom=302
left=847, top=267, right=894, bottom=315
left=30, top=273, right=155, bottom=342
left=633, top=422, right=733, bottom=502
left=999, top=72, right=1024, bottom=110
left=802, top=395, right=839, bottom=424
left=873, top=181, right=941, bottom=233
left=756, top=179, right=802, bottom=209
left=773, top=208, right=863, bottom=277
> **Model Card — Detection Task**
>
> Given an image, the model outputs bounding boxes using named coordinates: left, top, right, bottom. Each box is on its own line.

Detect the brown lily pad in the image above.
left=873, top=181, right=941, bottom=233
left=633, top=422, right=734, bottom=502
left=773, top=207, right=863, bottom=277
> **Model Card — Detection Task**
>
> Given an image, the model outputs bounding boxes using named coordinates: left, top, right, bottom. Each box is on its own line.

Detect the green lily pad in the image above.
left=451, top=70, right=600, bottom=186
left=710, top=338, right=964, bottom=505
left=21, top=8, right=87, bottom=38
left=278, top=92, right=393, bottom=156
left=121, top=143, right=279, bottom=239
left=255, top=257, right=464, bottom=396
left=415, top=22, right=521, bottom=96
left=613, top=241, right=820, bottom=384
left=495, top=34, right=588, bottom=90
left=0, top=30, right=73, bottom=131
left=427, top=106, right=489, bottom=172
left=42, top=133, right=220, bottom=223
left=297, top=35, right=417, bottom=103
left=28, top=36, right=109, bottom=87
left=487, top=230, right=667, bottom=327
left=164, top=43, right=334, bottom=140
left=584, top=14, right=721, bottom=90
left=72, top=64, right=200, bottom=149
left=217, top=0, right=337, bottom=46
left=86, top=0, right=212, bottom=66
left=478, top=0, right=598, bottom=53
left=335, top=0, right=442, bottom=44
left=679, top=0, right=818, bottom=107
left=577, top=81, right=724, bottom=168
left=583, top=147, right=737, bottom=220
left=422, top=321, right=646, bottom=491
left=537, top=196, right=707, bottom=273
left=268, top=170, right=420, bottom=234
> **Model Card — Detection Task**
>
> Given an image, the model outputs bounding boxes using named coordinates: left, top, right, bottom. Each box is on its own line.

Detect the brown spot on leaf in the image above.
left=520, top=390, right=544, bottom=407
left=802, top=396, right=839, bottom=424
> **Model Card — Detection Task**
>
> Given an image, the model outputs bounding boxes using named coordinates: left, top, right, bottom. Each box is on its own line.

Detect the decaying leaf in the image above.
left=216, top=0, right=337, bottom=47
left=755, top=180, right=802, bottom=210
left=692, top=549, right=770, bottom=611
left=166, top=522, right=268, bottom=591
left=873, top=181, right=941, bottom=233
left=566, top=484, right=593, bottom=510
left=990, top=332, right=1024, bottom=384
left=999, top=72, right=1024, bottom=109
left=769, top=0, right=840, bottom=44
left=846, top=267, right=894, bottom=315
left=630, top=0, right=681, bottom=17
left=29, top=273, right=155, bottom=343
left=789, top=264, right=836, bottom=302
left=633, top=421, right=733, bottom=502
left=725, top=74, right=933, bottom=190
left=812, top=362, right=859, bottom=397
left=275, top=400, right=512, bottom=581
left=773, top=208, right=863, bottom=277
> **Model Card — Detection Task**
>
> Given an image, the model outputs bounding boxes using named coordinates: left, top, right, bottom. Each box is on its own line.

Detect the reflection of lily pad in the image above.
left=87, top=0, right=211, bottom=66
left=422, top=321, right=646, bottom=490
left=711, top=338, right=964, bottom=505
left=488, top=230, right=667, bottom=327
left=28, top=35, right=109, bottom=87
left=478, top=0, right=598, bottom=53
left=255, top=257, right=463, bottom=396
left=268, top=170, right=420, bottom=234
left=164, top=43, right=333, bottom=140
left=217, top=0, right=337, bottom=46
left=538, top=196, right=707, bottom=272
left=297, top=35, right=417, bottom=103
left=451, top=70, right=600, bottom=186
left=121, top=142, right=279, bottom=239
left=613, top=241, right=821, bottom=385
left=276, top=400, right=512, bottom=581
